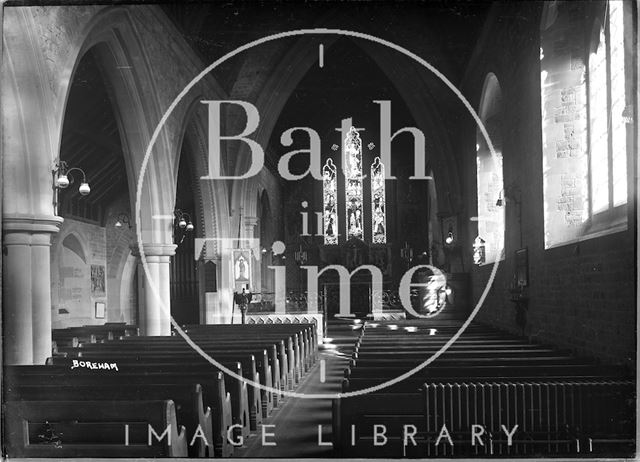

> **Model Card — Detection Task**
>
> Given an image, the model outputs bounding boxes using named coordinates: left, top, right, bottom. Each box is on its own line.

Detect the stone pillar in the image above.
left=132, top=243, right=176, bottom=336
left=3, top=215, right=63, bottom=365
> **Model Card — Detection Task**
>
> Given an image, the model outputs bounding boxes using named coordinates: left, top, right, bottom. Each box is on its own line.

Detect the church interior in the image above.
left=2, top=1, right=638, bottom=459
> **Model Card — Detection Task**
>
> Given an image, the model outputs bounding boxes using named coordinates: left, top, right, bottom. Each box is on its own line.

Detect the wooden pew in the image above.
left=176, top=332, right=309, bottom=382
left=100, top=333, right=304, bottom=395
left=76, top=338, right=286, bottom=396
left=72, top=342, right=278, bottom=417
left=333, top=319, right=634, bottom=458
left=52, top=323, right=138, bottom=352
left=5, top=365, right=234, bottom=457
left=182, top=323, right=317, bottom=368
left=6, top=383, right=212, bottom=457
left=46, top=356, right=252, bottom=442
left=114, top=331, right=308, bottom=387
left=52, top=353, right=261, bottom=433
left=72, top=338, right=288, bottom=413
left=4, top=400, right=187, bottom=458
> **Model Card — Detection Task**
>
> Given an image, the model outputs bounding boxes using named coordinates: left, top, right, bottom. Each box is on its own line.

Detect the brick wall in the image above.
left=461, top=2, right=636, bottom=368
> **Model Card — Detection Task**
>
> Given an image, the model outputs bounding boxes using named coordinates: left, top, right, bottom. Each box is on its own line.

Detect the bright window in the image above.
left=588, top=0, right=628, bottom=216
left=540, top=0, right=629, bottom=248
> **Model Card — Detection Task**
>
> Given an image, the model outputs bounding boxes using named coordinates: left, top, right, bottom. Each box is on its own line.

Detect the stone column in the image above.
left=132, top=243, right=176, bottom=336
left=3, top=215, right=63, bottom=365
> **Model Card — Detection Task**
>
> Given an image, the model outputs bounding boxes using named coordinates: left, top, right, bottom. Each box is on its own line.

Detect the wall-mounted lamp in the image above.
left=52, top=159, right=90, bottom=214
left=114, top=213, right=131, bottom=229
left=174, top=209, right=194, bottom=244
left=445, top=226, right=454, bottom=245
left=495, top=184, right=522, bottom=207
left=53, top=160, right=90, bottom=195
left=174, top=209, right=194, bottom=232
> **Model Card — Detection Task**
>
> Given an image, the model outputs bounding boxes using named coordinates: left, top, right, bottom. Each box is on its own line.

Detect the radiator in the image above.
left=423, top=380, right=635, bottom=457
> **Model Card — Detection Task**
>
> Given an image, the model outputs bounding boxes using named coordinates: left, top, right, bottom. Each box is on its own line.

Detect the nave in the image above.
left=2, top=1, right=637, bottom=459
left=4, top=313, right=635, bottom=458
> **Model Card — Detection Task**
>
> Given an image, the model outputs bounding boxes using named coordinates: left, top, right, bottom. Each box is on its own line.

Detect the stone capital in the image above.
left=244, top=216, right=259, bottom=228
left=130, top=242, right=177, bottom=258
left=2, top=214, right=64, bottom=246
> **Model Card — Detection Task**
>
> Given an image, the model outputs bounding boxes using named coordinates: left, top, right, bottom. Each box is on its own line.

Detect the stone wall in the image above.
left=461, top=2, right=636, bottom=368
left=51, top=218, right=108, bottom=328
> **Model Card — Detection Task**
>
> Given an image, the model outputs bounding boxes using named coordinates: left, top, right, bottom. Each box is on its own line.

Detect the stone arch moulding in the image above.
left=54, top=226, right=92, bottom=269
left=54, top=6, right=194, bottom=245
left=229, top=32, right=461, bottom=230
left=175, top=96, right=231, bottom=260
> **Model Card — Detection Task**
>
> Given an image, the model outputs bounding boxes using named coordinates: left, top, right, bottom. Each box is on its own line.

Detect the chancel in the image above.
left=2, top=1, right=637, bottom=459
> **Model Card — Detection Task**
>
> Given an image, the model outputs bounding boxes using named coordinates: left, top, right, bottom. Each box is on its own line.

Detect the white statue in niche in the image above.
left=235, top=255, right=248, bottom=281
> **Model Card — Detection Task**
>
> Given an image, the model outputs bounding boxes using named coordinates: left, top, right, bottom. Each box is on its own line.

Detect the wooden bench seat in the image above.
left=344, top=363, right=626, bottom=380
left=75, top=338, right=291, bottom=399
left=6, top=383, right=211, bottom=457
left=53, top=352, right=265, bottom=431
left=333, top=393, right=424, bottom=457
left=175, top=332, right=313, bottom=378
left=113, top=334, right=308, bottom=385
left=342, top=370, right=632, bottom=393
left=181, top=324, right=318, bottom=368
left=350, top=356, right=586, bottom=369
left=333, top=319, right=635, bottom=458
left=4, top=400, right=187, bottom=458
left=52, top=324, right=139, bottom=353
left=5, top=365, right=234, bottom=457
left=46, top=356, right=253, bottom=441
left=352, top=348, right=564, bottom=360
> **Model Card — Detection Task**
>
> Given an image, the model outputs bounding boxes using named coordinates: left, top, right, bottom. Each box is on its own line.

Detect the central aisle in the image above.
left=237, top=320, right=359, bottom=458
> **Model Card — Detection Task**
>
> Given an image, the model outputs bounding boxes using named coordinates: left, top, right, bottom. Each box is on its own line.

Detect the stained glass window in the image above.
left=344, top=127, right=364, bottom=241
left=322, top=158, right=338, bottom=245
left=371, top=157, right=387, bottom=244
left=323, top=127, right=388, bottom=246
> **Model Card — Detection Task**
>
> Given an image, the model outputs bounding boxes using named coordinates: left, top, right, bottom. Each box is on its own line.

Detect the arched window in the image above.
left=322, top=127, right=388, bottom=246
left=588, top=0, right=628, bottom=216
left=540, top=0, right=631, bottom=248
left=322, top=158, right=338, bottom=245
left=476, top=73, right=504, bottom=264
left=344, top=127, right=364, bottom=241
left=371, top=157, right=387, bottom=244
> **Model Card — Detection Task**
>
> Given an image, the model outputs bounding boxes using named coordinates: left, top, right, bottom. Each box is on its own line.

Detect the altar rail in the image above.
left=244, top=313, right=324, bottom=343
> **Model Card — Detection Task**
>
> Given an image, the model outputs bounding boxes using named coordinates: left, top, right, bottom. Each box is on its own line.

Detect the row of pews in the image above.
left=333, top=319, right=635, bottom=458
left=5, top=322, right=317, bottom=458
left=52, top=322, right=140, bottom=351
